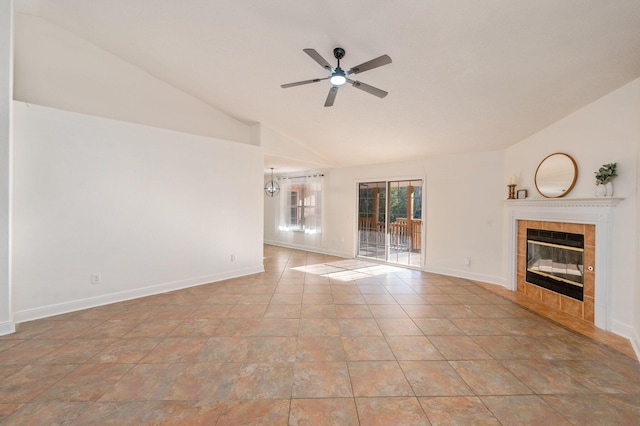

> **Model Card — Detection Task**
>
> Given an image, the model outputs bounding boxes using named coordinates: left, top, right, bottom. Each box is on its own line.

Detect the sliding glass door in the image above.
left=357, top=179, right=423, bottom=267
left=357, top=182, right=387, bottom=261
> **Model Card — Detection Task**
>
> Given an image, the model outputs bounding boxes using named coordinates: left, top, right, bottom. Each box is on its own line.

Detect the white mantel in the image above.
left=505, top=197, right=624, bottom=330
left=505, top=197, right=624, bottom=209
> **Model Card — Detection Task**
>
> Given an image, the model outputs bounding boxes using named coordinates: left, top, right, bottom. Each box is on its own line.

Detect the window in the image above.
left=278, top=174, right=322, bottom=234
left=289, top=191, right=299, bottom=227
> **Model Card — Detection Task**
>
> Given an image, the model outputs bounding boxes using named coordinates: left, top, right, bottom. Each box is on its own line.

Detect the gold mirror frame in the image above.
left=534, top=153, right=578, bottom=198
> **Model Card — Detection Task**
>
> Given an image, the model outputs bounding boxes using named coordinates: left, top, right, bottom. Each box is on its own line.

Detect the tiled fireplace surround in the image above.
left=516, top=220, right=595, bottom=322
left=506, top=197, right=623, bottom=331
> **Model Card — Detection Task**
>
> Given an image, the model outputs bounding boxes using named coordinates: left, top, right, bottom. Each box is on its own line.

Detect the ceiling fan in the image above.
left=281, top=47, right=392, bottom=107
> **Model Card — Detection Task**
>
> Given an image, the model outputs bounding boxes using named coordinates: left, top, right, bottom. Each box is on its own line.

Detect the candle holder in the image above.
left=507, top=184, right=516, bottom=199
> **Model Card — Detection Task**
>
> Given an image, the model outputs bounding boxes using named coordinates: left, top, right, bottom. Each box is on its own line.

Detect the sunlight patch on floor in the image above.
left=291, top=259, right=404, bottom=281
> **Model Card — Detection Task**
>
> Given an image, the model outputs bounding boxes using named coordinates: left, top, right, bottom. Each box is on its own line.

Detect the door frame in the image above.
left=354, top=176, right=426, bottom=270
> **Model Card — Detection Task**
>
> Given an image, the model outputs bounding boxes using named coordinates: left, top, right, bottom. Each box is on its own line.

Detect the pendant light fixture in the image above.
left=264, top=167, right=280, bottom=197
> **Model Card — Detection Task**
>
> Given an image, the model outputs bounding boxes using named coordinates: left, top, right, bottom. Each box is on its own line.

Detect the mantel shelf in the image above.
left=504, top=197, right=624, bottom=208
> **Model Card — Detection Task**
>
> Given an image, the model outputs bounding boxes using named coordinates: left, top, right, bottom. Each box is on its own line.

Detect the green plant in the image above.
left=594, top=163, right=617, bottom=185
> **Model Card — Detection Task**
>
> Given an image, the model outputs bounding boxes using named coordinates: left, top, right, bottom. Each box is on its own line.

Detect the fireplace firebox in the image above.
left=526, top=229, right=584, bottom=301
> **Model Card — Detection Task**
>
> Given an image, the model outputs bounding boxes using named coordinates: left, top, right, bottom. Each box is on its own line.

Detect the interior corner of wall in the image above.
left=0, top=320, right=16, bottom=336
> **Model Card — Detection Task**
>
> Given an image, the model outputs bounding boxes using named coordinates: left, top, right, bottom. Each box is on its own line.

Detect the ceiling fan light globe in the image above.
left=330, top=74, right=347, bottom=86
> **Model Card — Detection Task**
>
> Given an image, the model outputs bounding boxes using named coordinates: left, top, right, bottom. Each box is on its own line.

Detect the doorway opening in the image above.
left=357, top=179, right=423, bottom=268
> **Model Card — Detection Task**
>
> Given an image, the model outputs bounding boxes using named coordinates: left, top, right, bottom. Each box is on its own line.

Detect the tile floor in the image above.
left=0, top=245, right=639, bottom=425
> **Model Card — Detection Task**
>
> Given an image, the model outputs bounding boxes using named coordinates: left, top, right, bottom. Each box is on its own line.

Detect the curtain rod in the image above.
left=277, top=174, right=324, bottom=180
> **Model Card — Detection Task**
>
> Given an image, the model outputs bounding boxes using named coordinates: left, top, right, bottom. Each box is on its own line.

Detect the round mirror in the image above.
left=534, top=153, right=578, bottom=198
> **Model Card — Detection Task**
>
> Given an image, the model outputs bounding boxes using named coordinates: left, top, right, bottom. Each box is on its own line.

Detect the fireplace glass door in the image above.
left=526, top=229, right=584, bottom=300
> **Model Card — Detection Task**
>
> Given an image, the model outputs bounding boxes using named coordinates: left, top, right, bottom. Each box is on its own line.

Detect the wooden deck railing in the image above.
left=359, top=217, right=421, bottom=252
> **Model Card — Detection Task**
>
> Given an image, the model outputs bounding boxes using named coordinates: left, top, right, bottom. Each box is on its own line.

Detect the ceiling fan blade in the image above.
left=348, top=79, right=388, bottom=98
left=324, top=86, right=338, bottom=107
left=281, top=77, right=327, bottom=88
left=347, top=54, right=392, bottom=75
left=303, top=48, right=333, bottom=70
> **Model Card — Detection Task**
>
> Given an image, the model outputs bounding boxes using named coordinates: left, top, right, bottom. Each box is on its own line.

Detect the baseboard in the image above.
left=264, top=240, right=352, bottom=259
left=629, top=329, right=640, bottom=361
left=0, top=320, right=15, bottom=336
left=423, top=265, right=506, bottom=287
left=13, top=265, right=264, bottom=324
left=611, top=319, right=640, bottom=360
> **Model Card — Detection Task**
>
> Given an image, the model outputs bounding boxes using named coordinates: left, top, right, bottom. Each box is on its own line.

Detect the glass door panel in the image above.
left=388, top=180, right=422, bottom=267
left=357, top=182, right=386, bottom=261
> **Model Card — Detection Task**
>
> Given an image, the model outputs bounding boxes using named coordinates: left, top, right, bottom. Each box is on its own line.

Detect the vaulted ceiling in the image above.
left=15, top=0, right=640, bottom=170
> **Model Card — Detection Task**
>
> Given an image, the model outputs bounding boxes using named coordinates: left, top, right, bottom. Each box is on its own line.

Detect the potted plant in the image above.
left=594, top=163, right=617, bottom=197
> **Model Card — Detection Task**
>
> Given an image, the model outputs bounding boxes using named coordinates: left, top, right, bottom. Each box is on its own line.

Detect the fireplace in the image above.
left=526, top=229, right=584, bottom=301
left=507, top=197, right=622, bottom=330
left=515, top=219, right=595, bottom=324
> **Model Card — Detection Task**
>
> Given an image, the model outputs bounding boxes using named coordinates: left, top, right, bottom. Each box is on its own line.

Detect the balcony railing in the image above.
left=359, top=217, right=422, bottom=252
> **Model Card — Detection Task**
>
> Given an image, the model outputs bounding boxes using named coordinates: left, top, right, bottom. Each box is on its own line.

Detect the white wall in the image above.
left=0, top=0, right=13, bottom=335
left=504, top=78, right=640, bottom=342
left=265, top=150, right=506, bottom=284
left=13, top=14, right=252, bottom=145
left=12, top=103, right=264, bottom=321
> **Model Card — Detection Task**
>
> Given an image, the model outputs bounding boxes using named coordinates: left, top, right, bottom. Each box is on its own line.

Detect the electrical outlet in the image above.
left=230, top=254, right=236, bottom=262
left=465, top=257, right=471, bottom=266
left=90, top=273, right=101, bottom=285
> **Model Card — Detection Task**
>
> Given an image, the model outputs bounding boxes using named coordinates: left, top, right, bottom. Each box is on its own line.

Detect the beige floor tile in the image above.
left=34, top=364, right=132, bottom=402
left=296, top=336, right=345, bottom=361
left=348, top=361, right=413, bottom=397
left=289, top=398, right=358, bottom=426
left=413, top=318, right=464, bottom=336
left=1, top=402, right=89, bottom=425
left=91, top=337, right=160, bottom=364
left=292, top=361, right=352, bottom=398
left=449, top=360, right=533, bottom=395
left=429, top=336, right=493, bottom=360
left=377, top=318, right=423, bottom=336
left=419, top=396, right=500, bottom=425
left=228, top=362, right=293, bottom=399
left=338, top=319, right=383, bottom=336
left=368, top=304, right=409, bottom=318
left=386, top=336, right=443, bottom=361
left=0, top=339, right=66, bottom=365
left=356, top=397, right=430, bottom=425
left=335, top=304, right=373, bottom=318
left=298, top=318, right=341, bottom=336
left=196, top=336, right=252, bottom=363
left=139, top=337, right=207, bottom=363
left=217, top=399, right=290, bottom=425
left=400, top=360, right=473, bottom=396
left=0, top=364, right=78, bottom=403
left=256, top=319, right=300, bottom=337
left=342, top=336, right=395, bottom=361
left=246, top=337, right=297, bottom=362
left=481, top=395, right=571, bottom=425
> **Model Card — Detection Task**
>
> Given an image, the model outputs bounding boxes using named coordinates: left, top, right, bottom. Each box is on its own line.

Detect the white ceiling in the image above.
left=16, top=0, right=640, bottom=170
